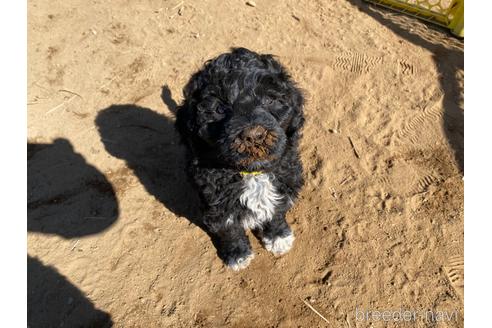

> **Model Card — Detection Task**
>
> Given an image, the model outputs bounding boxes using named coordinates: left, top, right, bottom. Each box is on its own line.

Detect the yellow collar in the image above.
left=240, top=171, right=263, bottom=176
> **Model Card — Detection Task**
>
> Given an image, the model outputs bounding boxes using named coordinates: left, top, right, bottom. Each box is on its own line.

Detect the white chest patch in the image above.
left=239, top=173, right=282, bottom=229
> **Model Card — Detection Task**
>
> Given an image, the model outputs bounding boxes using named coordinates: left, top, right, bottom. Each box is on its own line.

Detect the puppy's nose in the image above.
left=241, top=125, right=267, bottom=144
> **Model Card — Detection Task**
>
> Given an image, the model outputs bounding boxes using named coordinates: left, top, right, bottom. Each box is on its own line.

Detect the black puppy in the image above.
left=175, top=48, right=304, bottom=270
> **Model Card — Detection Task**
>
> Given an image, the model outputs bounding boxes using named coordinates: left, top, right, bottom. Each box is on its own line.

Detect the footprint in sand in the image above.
left=444, top=255, right=464, bottom=301
left=334, top=52, right=383, bottom=74
left=395, top=100, right=445, bottom=148
left=398, top=59, right=416, bottom=75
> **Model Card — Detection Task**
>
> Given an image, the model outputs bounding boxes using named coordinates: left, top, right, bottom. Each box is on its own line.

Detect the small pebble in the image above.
left=246, top=1, right=256, bottom=7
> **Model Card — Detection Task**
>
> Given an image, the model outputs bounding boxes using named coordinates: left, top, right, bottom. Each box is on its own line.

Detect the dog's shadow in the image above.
left=95, top=87, right=204, bottom=230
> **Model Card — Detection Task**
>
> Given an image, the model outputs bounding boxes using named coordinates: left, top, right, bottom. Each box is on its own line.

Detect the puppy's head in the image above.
left=176, top=48, right=304, bottom=171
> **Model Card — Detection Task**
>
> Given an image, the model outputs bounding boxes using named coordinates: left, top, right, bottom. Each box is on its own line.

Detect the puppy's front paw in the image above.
left=263, top=232, right=295, bottom=256
left=225, top=251, right=254, bottom=271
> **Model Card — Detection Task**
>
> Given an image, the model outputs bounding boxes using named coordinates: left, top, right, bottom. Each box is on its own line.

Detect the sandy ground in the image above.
left=27, top=0, right=464, bottom=327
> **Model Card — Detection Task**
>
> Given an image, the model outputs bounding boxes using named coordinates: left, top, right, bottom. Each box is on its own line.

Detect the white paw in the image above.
left=263, top=233, right=295, bottom=256
left=226, top=252, right=254, bottom=271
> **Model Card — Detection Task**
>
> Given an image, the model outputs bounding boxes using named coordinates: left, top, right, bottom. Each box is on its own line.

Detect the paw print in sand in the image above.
left=367, top=187, right=403, bottom=213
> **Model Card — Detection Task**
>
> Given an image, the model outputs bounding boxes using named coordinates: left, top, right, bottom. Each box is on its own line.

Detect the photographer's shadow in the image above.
left=28, top=138, right=116, bottom=327
left=28, top=255, right=113, bottom=328
left=28, top=139, right=119, bottom=237
left=95, top=91, right=203, bottom=229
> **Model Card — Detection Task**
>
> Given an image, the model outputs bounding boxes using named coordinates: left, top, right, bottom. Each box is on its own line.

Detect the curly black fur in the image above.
left=176, top=48, right=304, bottom=270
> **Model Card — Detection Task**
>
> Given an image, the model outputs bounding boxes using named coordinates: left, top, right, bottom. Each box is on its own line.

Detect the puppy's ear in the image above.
left=260, top=54, right=284, bottom=75
left=286, top=87, right=305, bottom=141
left=175, top=104, right=195, bottom=137
left=183, top=70, right=205, bottom=100
left=259, top=53, right=304, bottom=138
left=176, top=69, right=206, bottom=137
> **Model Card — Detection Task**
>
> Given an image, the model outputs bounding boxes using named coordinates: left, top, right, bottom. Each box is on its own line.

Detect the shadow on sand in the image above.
left=347, top=0, right=464, bottom=174
left=94, top=97, right=203, bottom=227
left=28, top=138, right=117, bottom=327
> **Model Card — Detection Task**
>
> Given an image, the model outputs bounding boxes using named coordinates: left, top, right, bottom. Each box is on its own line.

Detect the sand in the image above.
left=27, top=0, right=464, bottom=327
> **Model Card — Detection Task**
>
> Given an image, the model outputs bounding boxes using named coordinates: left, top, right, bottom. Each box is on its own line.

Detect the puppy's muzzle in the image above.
left=232, top=125, right=278, bottom=159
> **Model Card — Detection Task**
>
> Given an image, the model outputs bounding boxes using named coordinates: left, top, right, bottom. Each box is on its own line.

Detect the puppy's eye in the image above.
left=216, top=105, right=227, bottom=114
left=263, top=98, right=275, bottom=105
left=197, top=102, right=208, bottom=112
